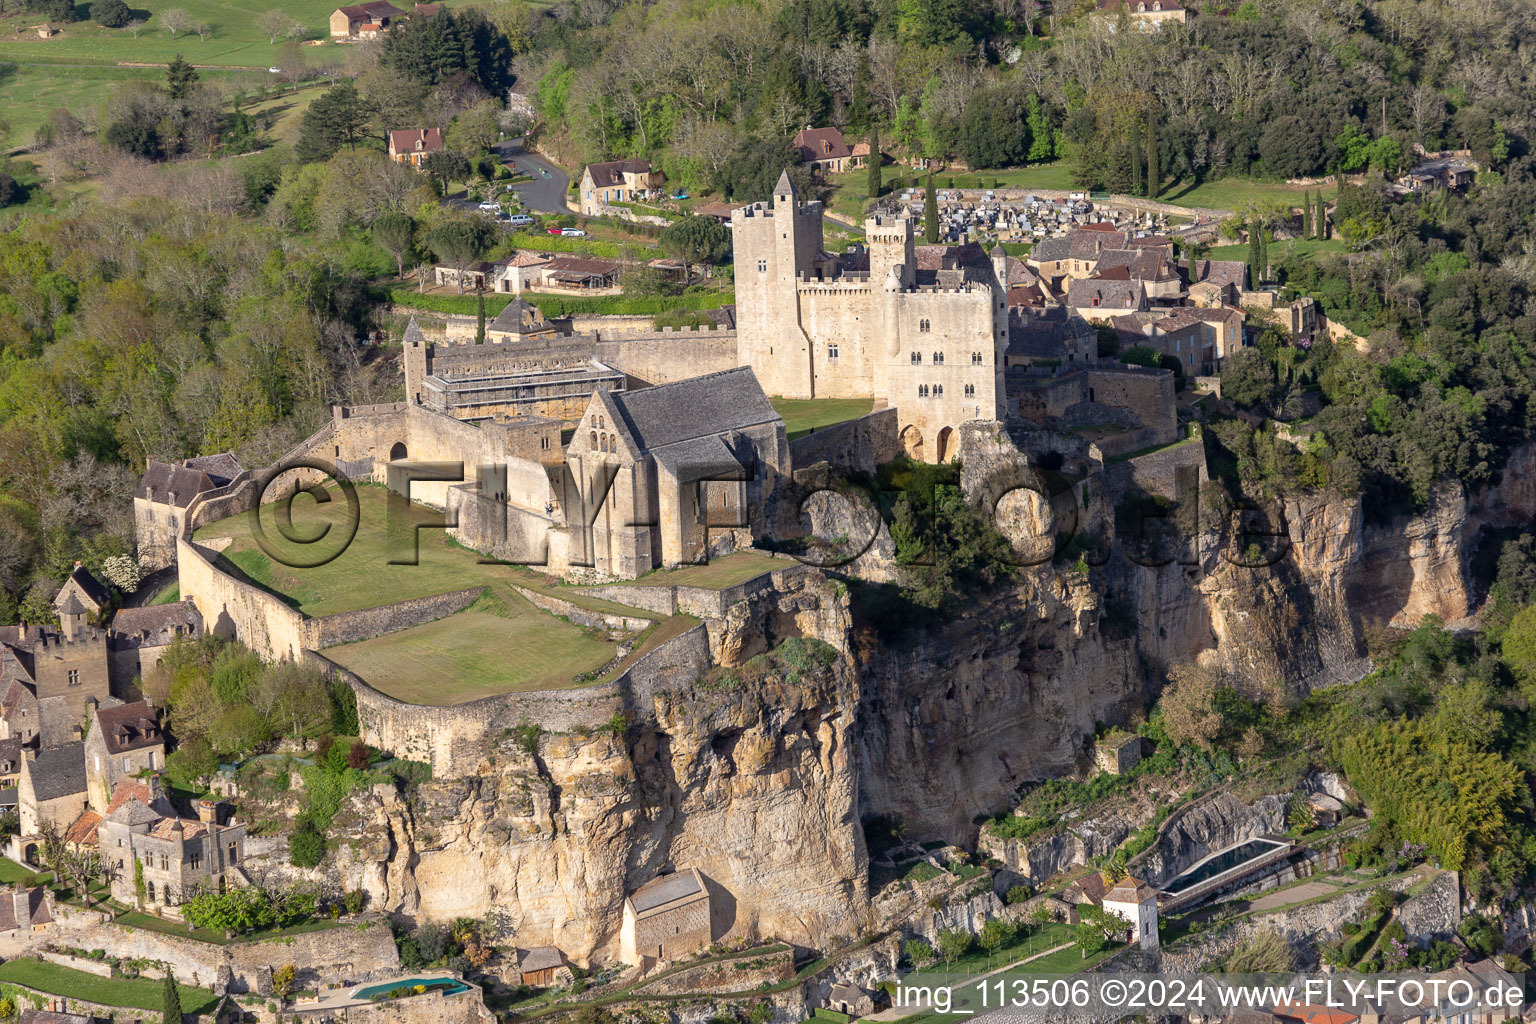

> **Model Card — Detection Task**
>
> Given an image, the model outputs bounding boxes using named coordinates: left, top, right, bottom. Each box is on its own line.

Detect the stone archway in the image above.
left=899, top=424, right=925, bottom=461
left=388, top=441, right=408, bottom=460
left=936, top=426, right=955, bottom=464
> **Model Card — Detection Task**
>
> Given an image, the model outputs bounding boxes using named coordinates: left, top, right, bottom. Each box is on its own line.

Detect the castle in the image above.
left=733, top=172, right=1009, bottom=463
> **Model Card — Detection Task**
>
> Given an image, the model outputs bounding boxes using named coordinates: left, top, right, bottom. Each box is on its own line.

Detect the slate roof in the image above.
left=19, top=1012, right=95, bottom=1024
left=1185, top=306, right=1243, bottom=324
left=337, top=0, right=404, bottom=17
left=94, top=701, right=162, bottom=756
left=1103, top=875, right=1158, bottom=903
left=1067, top=279, right=1145, bottom=310
left=59, top=564, right=110, bottom=610
left=792, top=127, right=852, bottom=162
left=1007, top=311, right=1095, bottom=358
left=629, top=868, right=704, bottom=913
left=0, top=737, right=21, bottom=772
left=608, top=368, right=778, bottom=453
left=1197, top=259, right=1247, bottom=289
left=110, top=601, right=200, bottom=646
left=585, top=158, right=653, bottom=188
left=488, top=299, right=549, bottom=334
left=519, top=946, right=566, bottom=972
left=183, top=452, right=242, bottom=485
left=388, top=128, right=443, bottom=155
left=703, top=305, right=737, bottom=330
left=136, top=460, right=218, bottom=508
left=57, top=592, right=88, bottom=617
left=29, top=742, right=86, bottom=802
left=1029, top=236, right=1072, bottom=262
left=0, top=889, right=53, bottom=932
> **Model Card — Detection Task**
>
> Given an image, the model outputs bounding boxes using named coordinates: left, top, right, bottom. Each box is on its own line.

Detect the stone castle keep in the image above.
left=733, top=172, right=1009, bottom=463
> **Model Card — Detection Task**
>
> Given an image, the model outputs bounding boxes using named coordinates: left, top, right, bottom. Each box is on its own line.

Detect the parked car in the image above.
left=560, top=228, right=587, bottom=237
left=671, top=191, right=689, bottom=200
left=478, top=202, right=500, bottom=212
left=268, top=67, right=281, bottom=74
left=507, top=214, right=535, bottom=226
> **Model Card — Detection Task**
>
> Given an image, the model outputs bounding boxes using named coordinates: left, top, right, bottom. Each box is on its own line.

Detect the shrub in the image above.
left=289, top=818, right=326, bottom=868
left=1005, top=885, right=1033, bottom=905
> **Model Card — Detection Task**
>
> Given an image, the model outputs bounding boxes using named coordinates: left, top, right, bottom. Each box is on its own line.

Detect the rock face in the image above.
left=1132, top=789, right=1290, bottom=887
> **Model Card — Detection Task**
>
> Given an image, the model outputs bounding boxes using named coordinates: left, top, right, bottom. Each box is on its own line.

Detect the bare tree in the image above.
left=125, top=17, right=143, bottom=35
left=160, top=7, right=194, bottom=37
left=194, top=21, right=211, bottom=40
left=256, top=9, right=289, bottom=43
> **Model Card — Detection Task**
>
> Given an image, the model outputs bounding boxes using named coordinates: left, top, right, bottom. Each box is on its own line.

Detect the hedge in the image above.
left=506, top=233, right=628, bottom=259
left=389, top=286, right=736, bottom=318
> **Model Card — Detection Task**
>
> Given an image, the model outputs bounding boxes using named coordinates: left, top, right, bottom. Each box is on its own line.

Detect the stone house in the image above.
left=579, top=159, right=663, bottom=215
left=1186, top=306, right=1246, bottom=367
left=536, top=256, right=623, bottom=292
left=54, top=564, right=109, bottom=621
left=135, top=453, right=244, bottom=571
left=1094, top=732, right=1142, bottom=774
left=1278, top=295, right=1317, bottom=342
left=1111, top=309, right=1210, bottom=373
left=825, top=983, right=877, bottom=1017
left=388, top=128, right=443, bottom=167
left=35, top=23, right=59, bottom=37
left=566, top=367, right=789, bottom=576
left=619, top=868, right=712, bottom=965
left=1, top=598, right=113, bottom=750
left=1101, top=875, right=1159, bottom=950
left=792, top=127, right=856, bottom=175
left=1068, top=279, right=1148, bottom=322
left=1398, top=157, right=1476, bottom=193
left=491, top=252, right=555, bottom=294
left=329, top=0, right=405, bottom=38
left=0, top=737, right=21, bottom=789
left=83, top=700, right=164, bottom=814
left=16, top=742, right=87, bottom=860
left=1095, top=0, right=1187, bottom=29
left=1028, top=227, right=1129, bottom=293
left=1186, top=279, right=1232, bottom=308
left=434, top=261, right=495, bottom=290
left=0, top=886, right=52, bottom=938
left=96, top=777, right=247, bottom=910
left=516, top=946, right=566, bottom=986
left=1092, top=249, right=1183, bottom=300
left=1004, top=309, right=1099, bottom=369
left=107, top=601, right=201, bottom=686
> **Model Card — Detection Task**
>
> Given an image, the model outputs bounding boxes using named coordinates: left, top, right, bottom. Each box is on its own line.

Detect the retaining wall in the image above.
left=309, top=589, right=486, bottom=649
left=290, top=985, right=492, bottom=1024
left=509, top=586, right=652, bottom=631
left=788, top=408, right=900, bottom=476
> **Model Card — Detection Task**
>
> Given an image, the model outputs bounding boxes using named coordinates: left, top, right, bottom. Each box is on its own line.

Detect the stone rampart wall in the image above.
left=308, top=588, right=486, bottom=649
left=290, top=986, right=491, bottom=1024
left=1106, top=431, right=1208, bottom=504
left=179, top=537, right=308, bottom=662
left=510, top=586, right=652, bottom=631
left=594, top=334, right=740, bottom=385
left=788, top=408, right=900, bottom=476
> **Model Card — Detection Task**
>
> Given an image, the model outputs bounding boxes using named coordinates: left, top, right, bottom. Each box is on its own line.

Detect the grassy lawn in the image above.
left=147, top=582, right=181, bottom=605
left=770, top=397, right=875, bottom=440
left=195, top=484, right=530, bottom=617
left=0, top=0, right=362, bottom=69
left=613, top=551, right=784, bottom=590
left=1154, top=175, right=1318, bottom=212
left=323, top=588, right=620, bottom=701
left=1209, top=237, right=1347, bottom=262
left=0, top=958, right=220, bottom=1013
left=112, top=909, right=351, bottom=945
left=244, top=81, right=328, bottom=146
left=0, top=62, right=169, bottom=142
left=390, top=285, right=735, bottom=319
left=0, top=860, right=50, bottom=886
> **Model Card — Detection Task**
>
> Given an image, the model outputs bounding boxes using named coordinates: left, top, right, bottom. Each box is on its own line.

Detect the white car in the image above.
left=560, top=228, right=586, bottom=237
left=268, top=67, right=281, bottom=74
left=507, top=214, right=535, bottom=227
left=478, top=201, right=501, bottom=212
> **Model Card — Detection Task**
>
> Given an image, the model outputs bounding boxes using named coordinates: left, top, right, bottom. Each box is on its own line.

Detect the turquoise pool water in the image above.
left=1162, top=838, right=1289, bottom=895
left=354, top=976, right=469, bottom=1000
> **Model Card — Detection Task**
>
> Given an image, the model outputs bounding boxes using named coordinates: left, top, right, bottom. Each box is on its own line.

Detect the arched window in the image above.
left=918, top=384, right=929, bottom=397
left=933, top=351, right=944, bottom=364
left=590, top=431, right=598, bottom=449
left=919, top=319, right=931, bottom=333
left=964, top=383, right=975, bottom=397
left=935, top=384, right=944, bottom=397
left=972, top=351, right=983, bottom=364
left=911, top=352, right=922, bottom=364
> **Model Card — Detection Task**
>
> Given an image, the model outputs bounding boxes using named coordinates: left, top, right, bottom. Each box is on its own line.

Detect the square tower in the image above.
left=733, top=171, right=824, bottom=399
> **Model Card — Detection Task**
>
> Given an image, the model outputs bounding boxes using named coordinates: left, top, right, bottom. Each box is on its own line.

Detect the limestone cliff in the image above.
left=334, top=599, right=869, bottom=963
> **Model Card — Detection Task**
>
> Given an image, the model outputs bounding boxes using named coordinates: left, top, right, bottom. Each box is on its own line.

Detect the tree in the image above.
left=296, top=81, right=375, bottom=163
left=93, top=0, right=131, bottom=27
left=902, top=939, right=933, bottom=966
left=867, top=124, right=881, bottom=199
left=1221, top=346, right=1276, bottom=408
left=978, top=918, right=1015, bottom=963
left=934, top=928, right=972, bottom=965
left=1227, top=927, right=1295, bottom=972
left=423, top=148, right=471, bottom=192
left=371, top=212, right=416, bottom=278
left=476, top=289, right=486, bottom=343
left=924, top=171, right=938, bottom=244
left=426, top=219, right=495, bottom=293
left=162, top=971, right=183, bottom=1024
left=1157, top=662, right=1225, bottom=751
left=1145, top=119, right=1159, bottom=197
left=165, top=55, right=198, bottom=100
left=256, top=9, right=301, bottom=43
left=659, top=215, right=730, bottom=281
left=446, top=98, right=502, bottom=156
left=273, top=963, right=297, bottom=999
left=289, top=818, right=325, bottom=867
left=380, top=7, right=513, bottom=93
left=160, top=8, right=194, bottom=38
left=1247, top=226, right=1261, bottom=289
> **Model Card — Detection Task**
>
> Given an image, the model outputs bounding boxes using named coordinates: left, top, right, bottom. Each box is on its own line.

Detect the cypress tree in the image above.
left=476, top=288, right=486, bottom=343
left=924, top=171, right=939, bottom=244
left=867, top=125, right=881, bottom=200
left=1301, top=192, right=1311, bottom=238
left=1247, top=226, right=1261, bottom=290
left=1130, top=141, right=1142, bottom=196
left=163, top=972, right=183, bottom=1024
left=1145, top=121, right=1159, bottom=198
left=1258, top=224, right=1268, bottom=286
left=1317, top=194, right=1326, bottom=240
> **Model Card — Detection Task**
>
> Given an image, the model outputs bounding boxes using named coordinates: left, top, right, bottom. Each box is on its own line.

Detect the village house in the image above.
left=1112, top=309, right=1209, bottom=373
left=1095, top=0, right=1187, bottom=29
left=1, top=597, right=112, bottom=750
left=1027, top=226, right=1129, bottom=294
left=434, top=260, right=495, bottom=291
left=107, top=601, right=202, bottom=686
left=0, top=886, right=52, bottom=939
left=1101, top=875, right=1159, bottom=950
left=329, top=0, right=405, bottom=38
left=83, top=699, right=164, bottom=814
left=516, top=946, right=567, bottom=986
left=791, top=127, right=866, bottom=175
left=15, top=742, right=87, bottom=862
left=578, top=159, right=663, bottom=216
left=619, top=867, right=712, bottom=966
left=1092, top=249, right=1183, bottom=300
left=95, top=776, right=247, bottom=910
left=825, top=983, right=879, bottom=1017
left=0, top=737, right=21, bottom=790
left=134, top=452, right=243, bottom=571
left=1005, top=309, right=1099, bottom=369
left=491, top=251, right=555, bottom=294
left=388, top=128, right=443, bottom=167
left=1398, top=157, right=1476, bottom=193
left=1186, top=306, right=1246, bottom=367
left=538, top=256, right=623, bottom=292
left=54, top=564, right=109, bottom=622
left=1068, top=279, right=1149, bottom=322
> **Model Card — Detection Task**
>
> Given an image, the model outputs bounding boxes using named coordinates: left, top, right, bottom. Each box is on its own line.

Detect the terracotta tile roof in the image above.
left=389, top=128, right=443, bottom=156
left=1080, top=221, right=1123, bottom=232
left=64, top=810, right=101, bottom=846
left=337, top=0, right=404, bottom=19
left=106, top=776, right=170, bottom=817
left=506, top=251, right=553, bottom=268
left=1272, top=1002, right=1358, bottom=1024
left=1103, top=875, right=1158, bottom=903
left=145, top=816, right=210, bottom=841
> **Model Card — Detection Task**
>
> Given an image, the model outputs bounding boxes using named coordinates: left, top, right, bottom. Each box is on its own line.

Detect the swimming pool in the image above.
left=353, top=976, right=470, bottom=1000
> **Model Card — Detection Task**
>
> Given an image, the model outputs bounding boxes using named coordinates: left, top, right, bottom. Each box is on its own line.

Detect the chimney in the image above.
left=13, top=886, right=29, bottom=926
left=196, top=800, right=218, bottom=825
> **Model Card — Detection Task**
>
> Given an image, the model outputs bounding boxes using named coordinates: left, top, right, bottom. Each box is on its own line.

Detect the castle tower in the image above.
left=402, top=318, right=430, bottom=406
left=732, top=170, right=823, bottom=399
left=866, top=213, right=915, bottom=296
left=58, top=592, right=86, bottom=642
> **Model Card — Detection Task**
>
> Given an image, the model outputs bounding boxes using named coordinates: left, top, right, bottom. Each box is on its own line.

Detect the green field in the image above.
left=0, top=958, right=220, bottom=1013
left=0, top=0, right=359, bottom=69
left=0, top=62, right=172, bottom=142
left=323, top=588, right=623, bottom=702
left=1154, top=175, right=1319, bottom=212
left=770, top=397, right=874, bottom=440
left=1209, top=236, right=1347, bottom=262
left=614, top=551, right=784, bottom=590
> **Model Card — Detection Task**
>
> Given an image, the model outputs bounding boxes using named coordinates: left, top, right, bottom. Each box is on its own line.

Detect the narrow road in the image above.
left=495, top=144, right=572, bottom=214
